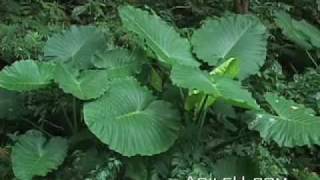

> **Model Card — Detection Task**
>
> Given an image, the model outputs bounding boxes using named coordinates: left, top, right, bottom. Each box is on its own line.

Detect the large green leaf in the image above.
left=84, top=78, right=180, bottom=156
left=93, top=48, right=143, bottom=78
left=274, top=11, right=320, bottom=49
left=11, top=130, right=68, bottom=180
left=119, top=5, right=199, bottom=67
left=44, top=26, right=106, bottom=68
left=0, top=60, right=55, bottom=91
left=249, top=93, right=320, bottom=147
left=215, top=77, right=259, bottom=110
left=170, top=65, right=217, bottom=94
left=170, top=65, right=258, bottom=110
left=0, top=88, right=25, bottom=120
left=54, top=64, right=109, bottom=100
left=192, top=15, right=267, bottom=79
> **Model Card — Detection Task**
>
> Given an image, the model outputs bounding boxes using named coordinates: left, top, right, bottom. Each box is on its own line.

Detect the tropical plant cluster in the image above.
left=0, top=0, right=320, bottom=179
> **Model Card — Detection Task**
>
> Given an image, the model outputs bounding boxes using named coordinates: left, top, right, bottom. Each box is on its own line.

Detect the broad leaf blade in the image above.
left=44, top=26, right=106, bottom=68
left=192, top=15, right=267, bottom=79
left=170, top=65, right=216, bottom=93
left=93, top=48, right=143, bottom=78
left=171, top=65, right=258, bottom=110
left=54, top=64, right=109, bottom=100
left=249, top=93, right=320, bottom=147
left=11, top=130, right=68, bottom=180
left=274, top=11, right=320, bottom=49
left=84, top=78, right=180, bottom=156
left=0, top=60, right=55, bottom=91
left=215, top=77, right=259, bottom=110
left=119, top=5, right=199, bottom=67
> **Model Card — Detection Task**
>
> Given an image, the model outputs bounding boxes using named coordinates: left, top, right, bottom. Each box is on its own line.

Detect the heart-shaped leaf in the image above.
left=192, top=15, right=267, bottom=79
left=84, top=77, right=180, bottom=156
left=44, top=26, right=106, bottom=69
left=11, top=130, right=68, bottom=180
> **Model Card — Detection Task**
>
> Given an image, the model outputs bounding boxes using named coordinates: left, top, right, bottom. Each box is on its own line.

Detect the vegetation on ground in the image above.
left=0, top=0, right=320, bottom=179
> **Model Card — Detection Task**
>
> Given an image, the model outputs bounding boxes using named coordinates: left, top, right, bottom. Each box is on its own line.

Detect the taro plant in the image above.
left=1, top=4, right=320, bottom=180
left=274, top=10, right=320, bottom=50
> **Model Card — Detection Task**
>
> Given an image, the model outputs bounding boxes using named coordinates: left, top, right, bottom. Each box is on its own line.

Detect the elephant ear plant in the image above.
left=2, top=5, right=320, bottom=180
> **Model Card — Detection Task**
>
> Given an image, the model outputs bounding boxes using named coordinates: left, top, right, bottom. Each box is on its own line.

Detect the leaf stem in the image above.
left=72, top=97, right=78, bottom=133
left=60, top=104, right=75, bottom=134
left=306, top=50, right=319, bottom=69
left=197, top=95, right=209, bottom=139
left=22, top=118, right=52, bottom=137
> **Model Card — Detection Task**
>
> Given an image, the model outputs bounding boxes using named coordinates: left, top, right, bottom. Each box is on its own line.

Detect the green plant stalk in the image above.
left=22, top=118, right=52, bottom=137
left=60, top=104, right=75, bottom=134
left=72, top=97, right=78, bottom=133
left=306, top=50, right=319, bottom=69
left=197, top=95, right=209, bottom=140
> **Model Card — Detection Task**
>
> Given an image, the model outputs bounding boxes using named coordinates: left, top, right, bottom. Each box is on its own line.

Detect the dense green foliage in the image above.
left=1, top=0, right=320, bottom=179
